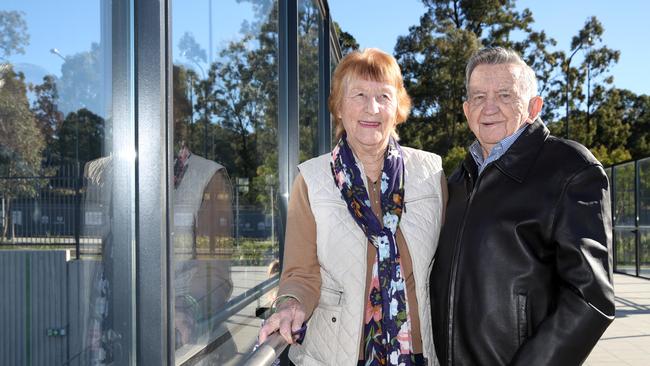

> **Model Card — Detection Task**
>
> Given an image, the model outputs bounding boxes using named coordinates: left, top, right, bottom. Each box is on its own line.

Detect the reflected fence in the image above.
left=6, top=159, right=647, bottom=279
left=607, top=158, right=650, bottom=279
left=0, top=164, right=279, bottom=264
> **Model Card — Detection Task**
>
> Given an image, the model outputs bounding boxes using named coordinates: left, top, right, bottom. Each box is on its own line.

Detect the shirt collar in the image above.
left=469, top=124, right=529, bottom=174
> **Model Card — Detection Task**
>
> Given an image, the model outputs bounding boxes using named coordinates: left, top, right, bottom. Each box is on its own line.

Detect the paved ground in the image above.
left=585, top=273, right=650, bottom=366
left=214, top=270, right=650, bottom=365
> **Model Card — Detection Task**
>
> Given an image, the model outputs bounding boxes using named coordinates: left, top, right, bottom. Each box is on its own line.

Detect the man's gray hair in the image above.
left=465, top=47, right=538, bottom=99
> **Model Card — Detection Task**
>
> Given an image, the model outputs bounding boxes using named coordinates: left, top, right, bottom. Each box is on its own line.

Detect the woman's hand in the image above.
left=258, top=297, right=306, bottom=345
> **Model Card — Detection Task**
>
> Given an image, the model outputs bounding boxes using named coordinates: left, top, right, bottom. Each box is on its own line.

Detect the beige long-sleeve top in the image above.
left=278, top=172, right=447, bottom=359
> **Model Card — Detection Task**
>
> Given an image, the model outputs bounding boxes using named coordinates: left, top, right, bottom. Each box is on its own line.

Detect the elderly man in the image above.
left=429, top=47, right=614, bottom=365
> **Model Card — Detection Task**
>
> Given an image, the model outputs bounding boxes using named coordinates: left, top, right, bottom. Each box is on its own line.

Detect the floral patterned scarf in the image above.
left=331, top=134, right=414, bottom=366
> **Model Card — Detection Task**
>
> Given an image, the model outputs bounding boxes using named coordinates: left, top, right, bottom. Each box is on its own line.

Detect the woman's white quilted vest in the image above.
left=289, top=147, right=443, bottom=366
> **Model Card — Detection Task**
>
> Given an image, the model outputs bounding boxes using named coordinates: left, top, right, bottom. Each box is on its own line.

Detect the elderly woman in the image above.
left=259, top=48, right=446, bottom=366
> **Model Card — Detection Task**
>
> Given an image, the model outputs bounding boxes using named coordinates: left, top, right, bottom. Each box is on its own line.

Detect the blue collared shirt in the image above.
left=469, top=124, right=528, bottom=175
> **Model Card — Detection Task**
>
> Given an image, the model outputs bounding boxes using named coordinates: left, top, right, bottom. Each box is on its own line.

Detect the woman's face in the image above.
left=339, top=78, right=398, bottom=150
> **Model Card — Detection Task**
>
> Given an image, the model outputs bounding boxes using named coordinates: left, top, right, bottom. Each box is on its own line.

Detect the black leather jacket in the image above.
left=429, top=120, right=615, bottom=366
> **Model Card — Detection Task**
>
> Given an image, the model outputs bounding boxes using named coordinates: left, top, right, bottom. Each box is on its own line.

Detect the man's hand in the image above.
left=258, top=297, right=306, bottom=345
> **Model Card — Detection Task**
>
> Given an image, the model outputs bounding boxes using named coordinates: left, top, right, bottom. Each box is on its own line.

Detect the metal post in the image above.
left=587, top=61, right=591, bottom=136
left=634, top=160, right=641, bottom=276
left=74, top=161, right=81, bottom=260
left=270, top=184, right=274, bottom=247
left=611, top=165, right=617, bottom=273
left=317, top=8, right=331, bottom=154
left=135, top=0, right=170, bottom=363
left=235, top=181, right=240, bottom=247
left=278, top=0, right=299, bottom=270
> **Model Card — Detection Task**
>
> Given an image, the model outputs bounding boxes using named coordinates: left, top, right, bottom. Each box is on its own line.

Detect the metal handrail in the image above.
left=242, top=332, right=289, bottom=366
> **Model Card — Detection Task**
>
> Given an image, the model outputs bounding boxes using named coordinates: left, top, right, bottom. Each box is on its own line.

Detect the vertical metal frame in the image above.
left=317, top=1, right=331, bottom=154
left=635, top=161, right=641, bottom=276
left=134, top=0, right=170, bottom=364
left=610, top=166, right=617, bottom=273
left=109, top=0, right=137, bottom=363
left=278, top=0, right=299, bottom=267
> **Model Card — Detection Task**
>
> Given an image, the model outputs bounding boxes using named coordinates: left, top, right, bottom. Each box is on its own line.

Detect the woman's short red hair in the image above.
left=328, top=48, right=412, bottom=140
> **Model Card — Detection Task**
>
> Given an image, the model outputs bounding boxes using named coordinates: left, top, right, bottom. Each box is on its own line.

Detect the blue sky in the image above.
left=329, top=0, right=650, bottom=96
left=3, top=0, right=647, bottom=97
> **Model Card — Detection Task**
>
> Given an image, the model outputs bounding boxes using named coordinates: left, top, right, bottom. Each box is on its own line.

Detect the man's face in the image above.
left=463, top=63, right=541, bottom=157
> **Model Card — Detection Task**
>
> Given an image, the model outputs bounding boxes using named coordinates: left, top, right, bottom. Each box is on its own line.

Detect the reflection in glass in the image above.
left=298, top=0, right=320, bottom=163
left=331, top=48, right=338, bottom=145
left=614, top=229, right=636, bottom=275
left=0, top=1, right=134, bottom=365
left=640, top=229, right=650, bottom=279
left=172, top=1, right=280, bottom=364
left=638, top=158, right=650, bottom=225
left=613, top=162, right=635, bottom=226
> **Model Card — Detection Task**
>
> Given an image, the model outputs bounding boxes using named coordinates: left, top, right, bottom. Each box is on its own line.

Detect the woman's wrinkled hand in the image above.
left=258, top=297, right=306, bottom=345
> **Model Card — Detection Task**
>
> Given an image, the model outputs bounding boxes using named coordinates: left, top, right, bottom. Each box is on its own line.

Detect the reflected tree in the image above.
left=56, top=108, right=104, bottom=166
left=31, top=75, right=64, bottom=164
left=298, top=1, right=320, bottom=162
left=0, top=65, right=44, bottom=238
left=57, top=43, right=103, bottom=116
left=0, top=10, right=29, bottom=61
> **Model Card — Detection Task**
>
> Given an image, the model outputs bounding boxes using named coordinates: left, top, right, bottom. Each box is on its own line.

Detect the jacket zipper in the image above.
left=446, top=169, right=481, bottom=365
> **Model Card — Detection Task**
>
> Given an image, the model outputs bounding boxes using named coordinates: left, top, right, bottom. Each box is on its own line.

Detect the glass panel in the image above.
left=298, top=0, right=320, bottom=162
left=614, top=229, right=636, bottom=275
left=171, top=1, right=280, bottom=364
left=613, top=162, right=635, bottom=226
left=640, top=228, right=650, bottom=279
left=0, top=1, right=135, bottom=365
left=638, top=158, right=650, bottom=225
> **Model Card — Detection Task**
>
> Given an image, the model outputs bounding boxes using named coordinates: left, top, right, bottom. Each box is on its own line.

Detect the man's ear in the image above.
left=527, top=96, right=543, bottom=123
left=463, top=101, right=470, bottom=122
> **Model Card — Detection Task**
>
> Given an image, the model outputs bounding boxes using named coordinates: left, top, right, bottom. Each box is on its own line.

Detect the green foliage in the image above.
left=56, top=108, right=104, bottom=165
left=590, top=145, right=631, bottom=167
left=385, top=2, right=650, bottom=168
left=442, top=145, right=466, bottom=176
left=332, top=21, right=359, bottom=55
left=298, top=3, right=321, bottom=162
left=31, top=75, right=64, bottom=164
left=394, top=0, right=559, bottom=158
left=0, top=65, right=44, bottom=184
left=0, top=65, right=45, bottom=238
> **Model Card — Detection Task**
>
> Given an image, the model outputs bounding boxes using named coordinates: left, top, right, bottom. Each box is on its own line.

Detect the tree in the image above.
left=56, top=108, right=104, bottom=166
left=298, top=2, right=321, bottom=162
left=31, top=75, right=64, bottom=164
left=547, top=17, right=620, bottom=145
left=625, top=93, right=650, bottom=159
left=57, top=43, right=103, bottom=116
left=394, top=0, right=559, bottom=168
left=332, top=21, right=359, bottom=56
left=0, top=65, right=45, bottom=238
left=0, top=10, right=29, bottom=61
left=178, top=32, right=207, bottom=66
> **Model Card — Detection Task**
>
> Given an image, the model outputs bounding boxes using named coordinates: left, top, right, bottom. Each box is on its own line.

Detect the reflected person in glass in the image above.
left=259, top=48, right=447, bottom=366
left=171, top=138, right=235, bottom=356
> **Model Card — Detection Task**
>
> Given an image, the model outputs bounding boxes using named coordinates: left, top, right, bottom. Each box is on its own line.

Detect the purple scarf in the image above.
left=331, top=134, right=414, bottom=366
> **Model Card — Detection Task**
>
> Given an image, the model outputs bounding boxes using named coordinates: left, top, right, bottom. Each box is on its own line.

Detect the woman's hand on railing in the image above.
left=258, top=297, right=306, bottom=345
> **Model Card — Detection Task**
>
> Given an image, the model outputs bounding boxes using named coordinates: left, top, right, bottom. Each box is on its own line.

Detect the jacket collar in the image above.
left=462, top=119, right=549, bottom=184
